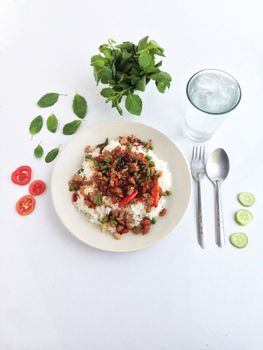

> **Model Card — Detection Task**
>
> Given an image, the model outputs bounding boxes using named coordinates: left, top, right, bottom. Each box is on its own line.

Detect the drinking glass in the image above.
left=183, top=69, right=241, bottom=142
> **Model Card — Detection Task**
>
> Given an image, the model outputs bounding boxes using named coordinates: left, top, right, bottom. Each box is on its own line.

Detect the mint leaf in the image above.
left=139, top=52, right=154, bottom=69
left=72, top=94, right=87, bottom=119
left=125, top=94, right=142, bottom=116
left=46, top=113, right=58, bottom=133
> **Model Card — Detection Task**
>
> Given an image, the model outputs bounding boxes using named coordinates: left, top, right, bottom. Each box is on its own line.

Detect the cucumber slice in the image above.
left=235, top=209, right=253, bottom=226
left=229, top=233, right=248, bottom=248
left=237, top=192, right=255, bottom=207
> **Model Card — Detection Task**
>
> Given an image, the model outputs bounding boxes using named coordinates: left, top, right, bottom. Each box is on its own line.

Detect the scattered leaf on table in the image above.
left=45, top=147, right=60, bottom=163
left=37, top=93, right=62, bottom=107
left=46, top=113, right=58, bottom=133
left=29, top=115, right=43, bottom=136
left=63, top=120, right=81, bottom=135
left=72, top=94, right=88, bottom=119
left=34, top=144, right=44, bottom=158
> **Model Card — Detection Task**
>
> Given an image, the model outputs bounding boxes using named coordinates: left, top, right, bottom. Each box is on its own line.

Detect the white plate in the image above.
left=51, top=121, right=192, bottom=252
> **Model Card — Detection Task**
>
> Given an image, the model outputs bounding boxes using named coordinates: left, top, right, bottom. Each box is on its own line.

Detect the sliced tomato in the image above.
left=11, top=166, right=32, bottom=185
left=121, top=228, right=129, bottom=234
left=16, top=195, right=36, bottom=216
left=29, top=180, right=46, bottom=196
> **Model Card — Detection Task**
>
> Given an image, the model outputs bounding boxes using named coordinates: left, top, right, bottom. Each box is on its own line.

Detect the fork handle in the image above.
left=197, top=179, right=206, bottom=249
left=215, top=181, right=224, bottom=247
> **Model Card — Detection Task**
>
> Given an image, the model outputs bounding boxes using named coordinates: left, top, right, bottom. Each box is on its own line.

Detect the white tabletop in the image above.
left=1, top=0, right=263, bottom=349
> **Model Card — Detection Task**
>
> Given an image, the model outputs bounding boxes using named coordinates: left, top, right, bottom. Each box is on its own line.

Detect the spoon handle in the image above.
left=215, top=181, right=225, bottom=247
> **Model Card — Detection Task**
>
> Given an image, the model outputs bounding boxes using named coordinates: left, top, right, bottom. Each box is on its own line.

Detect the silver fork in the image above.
left=191, top=146, right=206, bottom=249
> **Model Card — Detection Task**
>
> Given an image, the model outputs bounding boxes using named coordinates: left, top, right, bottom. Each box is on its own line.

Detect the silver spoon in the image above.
left=206, top=148, right=230, bottom=247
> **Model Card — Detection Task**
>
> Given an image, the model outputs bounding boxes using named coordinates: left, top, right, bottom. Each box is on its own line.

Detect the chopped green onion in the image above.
left=110, top=220, right=118, bottom=226
left=101, top=165, right=108, bottom=171
left=165, top=190, right=172, bottom=196
left=145, top=155, right=152, bottom=161
left=85, top=154, right=92, bottom=159
left=101, top=218, right=109, bottom=224
left=93, top=160, right=99, bottom=166
left=95, top=194, right=102, bottom=206
left=151, top=217, right=157, bottom=224
left=104, top=158, right=111, bottom=163
left=128, top=143, right=133, bottom=150
left=146, top=168, right=150, bottom=177
left=143, top=141, right=147, bottom=147
left=69, top=183, right=77, bottom=191
left=149, top=161, right=155, bottom=167
left=149, top=145, right=153, bottom=150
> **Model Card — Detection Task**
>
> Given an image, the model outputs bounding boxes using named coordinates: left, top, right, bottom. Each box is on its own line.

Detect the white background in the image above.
left=1, top=0, right=263, bottom=349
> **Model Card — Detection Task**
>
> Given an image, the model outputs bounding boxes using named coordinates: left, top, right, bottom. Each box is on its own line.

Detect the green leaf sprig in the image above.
left=90, top=36, right=172, bottom=116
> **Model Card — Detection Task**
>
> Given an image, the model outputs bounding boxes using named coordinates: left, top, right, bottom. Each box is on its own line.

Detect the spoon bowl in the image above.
left=206, top=148, right=230, bottom=184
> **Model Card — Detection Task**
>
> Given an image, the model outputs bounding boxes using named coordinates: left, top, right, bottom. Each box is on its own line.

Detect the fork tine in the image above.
left=202, top=146, right=205, bottom=162
left=192, top=146, right=197, bottom=160
left=197, top=146, right=200, bottom=160
left=192, top=146, right=195, bottom=160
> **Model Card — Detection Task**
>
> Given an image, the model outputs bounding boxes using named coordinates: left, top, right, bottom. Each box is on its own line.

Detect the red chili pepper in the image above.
left=72, top=193, right=78, bottom=202
left=151, top=182, right=159, bottom=207
left=114, top=178, right=119, bottom=187
left=121, top=228, right=129, bottom=234
left=119, top=189, right=138, bottom=208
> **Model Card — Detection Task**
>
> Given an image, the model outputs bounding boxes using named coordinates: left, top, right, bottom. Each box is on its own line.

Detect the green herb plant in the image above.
left=90, top=36, right=172, bottom=116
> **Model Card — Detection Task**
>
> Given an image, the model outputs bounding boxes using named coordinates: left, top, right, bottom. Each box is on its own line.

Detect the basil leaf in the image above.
left=139, top=52, right=154, bottom=69
left=91, top=37, right=172, bottom=116
left=135, top=76, right=146, bottom=92
left=37, top=93, right=61, bottom=107
left=125, top=94, right=142, bottom=116
left=63, top=120, right=81, bottom=135
left=100, top=88, right=115, bottom=98
left=72, top=94, right=87, bottom=119
left=46, top=113, right=58, bottom=133
left=29, top=115, right=43, bottom=136
left=34, top=144, right=44, bottom=158
left=137, top=36, right=149, bottom=51
left=154, top=71, right=172, bottom=93
left=91, top=55, right=105, bottom=68
left=45, top=147, right=59, bottom=163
